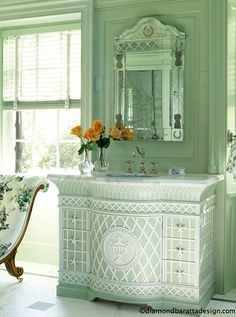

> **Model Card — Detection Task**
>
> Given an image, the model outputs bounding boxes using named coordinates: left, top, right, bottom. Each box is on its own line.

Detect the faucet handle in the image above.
left=150, top=161, right=158, bottom=175
left=125, top=160, right=134, bottom=173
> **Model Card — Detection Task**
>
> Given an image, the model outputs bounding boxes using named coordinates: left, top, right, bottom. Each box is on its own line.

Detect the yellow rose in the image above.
left=91, top=119, right=105, bottom=134
left=122, top=128, right=135, bottom=141
left=109, top=127, right=122, bottom=140
left=70, top=125, right=83, bottom=137
left=83, top=127, right=100, bottom=141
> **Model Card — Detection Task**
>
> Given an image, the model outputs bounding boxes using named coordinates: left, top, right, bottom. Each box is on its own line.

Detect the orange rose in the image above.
left=83, top=127, right=100, bottom=141
left=91, top=119, right=105, bottom=133
left=70, top=125, right=83, bottom=137
left=109, top=127, right=122, bottom=140
left=122, top=128, right=135, bottom=141
left=116, top=120, right=125, bottom=130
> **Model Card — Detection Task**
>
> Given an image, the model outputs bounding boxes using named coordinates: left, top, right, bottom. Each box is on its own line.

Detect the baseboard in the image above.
left=17, top=241, right=59, bottom=265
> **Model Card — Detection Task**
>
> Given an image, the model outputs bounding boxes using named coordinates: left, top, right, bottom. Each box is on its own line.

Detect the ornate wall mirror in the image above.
left=114, top=17, right=185, bottom=141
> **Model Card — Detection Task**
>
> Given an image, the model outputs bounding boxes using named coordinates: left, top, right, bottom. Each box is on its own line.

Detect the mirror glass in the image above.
left=114, top=17, right=185, bottom=141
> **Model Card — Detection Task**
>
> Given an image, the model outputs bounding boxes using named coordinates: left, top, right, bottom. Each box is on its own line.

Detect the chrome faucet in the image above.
left=132, top=146, right=146, bottom=174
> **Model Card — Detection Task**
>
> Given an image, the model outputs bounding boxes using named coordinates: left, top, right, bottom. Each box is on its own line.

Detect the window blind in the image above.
left=3, top=29, right=81, bottom=109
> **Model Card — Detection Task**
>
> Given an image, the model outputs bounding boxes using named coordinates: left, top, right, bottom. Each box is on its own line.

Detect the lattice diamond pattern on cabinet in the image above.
left=60, top=196, right=91, bottom=208
left=90, top=212, right=162, bottom=284
left=49, top=174, right=221, bottom=306
left=91, top=199, right=200, bottom=215
left=59, top=271, right=199, bottom=298
left=89, top=277, right=199, bottom=299
left=60, top=272, right=90, bottom=285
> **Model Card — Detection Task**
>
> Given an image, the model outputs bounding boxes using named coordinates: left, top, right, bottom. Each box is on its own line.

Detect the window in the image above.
left=2, top=24, right=81, bottom=173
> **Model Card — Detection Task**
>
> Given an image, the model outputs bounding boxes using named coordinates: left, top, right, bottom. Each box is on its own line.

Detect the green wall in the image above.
left=93, top=0, right=233, bottom=295
left=0, top=0, right=234, bottom=295
left=94, top=0, right=212, bottom=174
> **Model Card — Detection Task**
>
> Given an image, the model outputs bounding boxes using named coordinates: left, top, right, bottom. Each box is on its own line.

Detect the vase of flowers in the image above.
left=78, top=148, right=94, bottom=175
left=93, top=133, right=110, bottom=172
left=71, top=118, right=135, bottom=174
left=94, top=146, right=109, bottom=172
left=70, top=125, right=94, bottom=175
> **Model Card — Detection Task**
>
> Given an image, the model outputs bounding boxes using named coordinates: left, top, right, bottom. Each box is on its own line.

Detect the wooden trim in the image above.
left=0, top=183, right=46, bottom=280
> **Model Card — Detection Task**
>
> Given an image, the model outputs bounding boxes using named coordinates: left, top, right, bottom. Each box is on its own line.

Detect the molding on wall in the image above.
left=208, top=0, right=227, bottom=174
left=0, top=0, right=93, bottom=170
left=95, top=0, right=186, bottom=10
left=0, top=0, right=84, bottom=20
left=101, top=11, right=201, bottom=162
left=0, top=36, right=3, bottom=172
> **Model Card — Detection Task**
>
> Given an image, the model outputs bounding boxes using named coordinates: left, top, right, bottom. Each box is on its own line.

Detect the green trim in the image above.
left=57, top=282, right=214, bottom=310
left=2, top=21, right=81, bottom=36
left=0, top=0, right=93, bottom=173
left=0, top=34, right=3, bottom=171
left=3, top=100, right=80, bottom=110
left=208, top=0, right=227, bottom=174
left=0, top=0, right=82, bottom=22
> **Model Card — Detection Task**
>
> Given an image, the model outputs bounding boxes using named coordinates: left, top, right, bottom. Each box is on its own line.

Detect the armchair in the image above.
left=0, top=175, right=48, bottom=281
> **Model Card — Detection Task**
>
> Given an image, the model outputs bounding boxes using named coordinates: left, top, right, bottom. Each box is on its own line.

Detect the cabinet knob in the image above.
left=176, top=223, right=185, bottom=232
left=70, top=236, right=77, bottom=245
left=176, top=246, right=185, bottom=255
left=70, top=216, right=77, bottom=224
left=70, top=258, right=76, bottom=265
left=176, top=269, right=184, bottom=277
left=176, top=223, right=185, bottom=228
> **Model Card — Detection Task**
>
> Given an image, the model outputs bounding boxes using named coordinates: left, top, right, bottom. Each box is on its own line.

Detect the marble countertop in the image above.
left=47, top=171, right=224, bottom=185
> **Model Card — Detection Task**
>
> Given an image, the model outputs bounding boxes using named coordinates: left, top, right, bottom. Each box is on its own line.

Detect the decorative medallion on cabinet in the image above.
left=48, top=174, right=223, bottom=310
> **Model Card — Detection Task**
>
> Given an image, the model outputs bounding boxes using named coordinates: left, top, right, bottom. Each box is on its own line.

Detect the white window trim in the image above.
left=0, top=0, right=93, bottom=172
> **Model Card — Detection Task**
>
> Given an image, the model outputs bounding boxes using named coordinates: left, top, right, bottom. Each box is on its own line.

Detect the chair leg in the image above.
left=4, top=249, right=24, bottom=282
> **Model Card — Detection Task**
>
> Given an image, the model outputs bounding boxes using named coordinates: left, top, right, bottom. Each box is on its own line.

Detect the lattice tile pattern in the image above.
left=63, top=208, right=90, bottom=230
left=90, top=213, right=162, bottom=284
left=59, top=272, right=199, bottom=299
left=49, top=174, right=221, bottom=306
left=60, top=196, right=91, bottom=208
left=62, top=249, right=90, bottom=272
left=163, top=216, right=197, bottom=239
left=88, top=182, right=208, bottom=202
left=163, top=237, right=196, bottom=262
left=200, top=207, right=214, bottom=285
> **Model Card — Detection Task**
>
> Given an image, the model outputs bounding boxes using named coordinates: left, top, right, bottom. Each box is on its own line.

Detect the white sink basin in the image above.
left=105, top=172, right=223, bottom=184
left=106, top=172, right=155, bottom=178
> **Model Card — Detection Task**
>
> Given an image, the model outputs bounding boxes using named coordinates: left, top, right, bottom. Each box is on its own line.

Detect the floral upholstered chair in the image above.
left=0, top=175, right=48, bottom=281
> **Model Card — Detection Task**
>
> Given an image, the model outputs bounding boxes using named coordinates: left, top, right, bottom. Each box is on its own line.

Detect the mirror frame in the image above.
left=114, top=17, right=185, bottom=141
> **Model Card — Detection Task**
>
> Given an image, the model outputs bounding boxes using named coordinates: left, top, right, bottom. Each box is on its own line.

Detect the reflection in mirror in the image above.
left=114, top=17, right=185, bottom=141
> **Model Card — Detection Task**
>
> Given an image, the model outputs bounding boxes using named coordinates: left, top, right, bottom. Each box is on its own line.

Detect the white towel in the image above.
left=226, top=139, right=236, bottom=178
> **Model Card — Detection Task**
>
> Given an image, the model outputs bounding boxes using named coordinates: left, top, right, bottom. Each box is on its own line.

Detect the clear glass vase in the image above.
left=94, top=147, right=109, bottom=172
left=78, top=149, right=94, bottom=175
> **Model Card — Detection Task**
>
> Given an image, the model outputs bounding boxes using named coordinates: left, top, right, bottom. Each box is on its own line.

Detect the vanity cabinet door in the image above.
left=163, top=216, right=197, bottom=239
left=163, top=237, right=196, bottom=262
left=61, top=207, right=90, bottom=274
left=162, top=215, right=198, bottom=287
left=62, top=208, right=90, bottom=231
left=90, top=212, right=162, bottom=284
left=162, top=260, right=197, bottom=286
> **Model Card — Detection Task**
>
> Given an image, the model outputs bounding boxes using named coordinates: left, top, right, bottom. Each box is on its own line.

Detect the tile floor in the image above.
left=0, top=261, right=236, bottom=316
